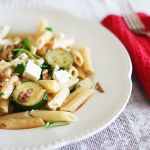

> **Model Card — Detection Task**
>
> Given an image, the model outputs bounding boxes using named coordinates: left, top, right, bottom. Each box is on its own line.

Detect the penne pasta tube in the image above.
left=30, top=110, right=77, bottom=123
left=36, top=31, right=53, bottom=49
left=38, top=80, right=59, bottom=93
left=77, top=67, right=86, bottom=79
left=0, top=111, right=30, bottom=119
left=0, top=99, right=9, bottom=113
left=61, top=87, right=85, bottom=107
left=61, top=78, right=79, bottom=89
left=79, top=46, right=94, bottom=75
left=68, top=66, right=78, bottom=79
left=77, top=78, right=93, bottom=89
left=48, top=88, right=70, bottom=110
left=36, top=18, right=48, bottom=35
left=60, top=88, right=95, bottom=112
left=0, top=118, right=45, bottom=129
left=71, top=48, right=84, bottom=67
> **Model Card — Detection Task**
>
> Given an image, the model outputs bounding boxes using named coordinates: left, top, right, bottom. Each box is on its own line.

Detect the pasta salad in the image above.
left=0, top=19, right=100, bottom=130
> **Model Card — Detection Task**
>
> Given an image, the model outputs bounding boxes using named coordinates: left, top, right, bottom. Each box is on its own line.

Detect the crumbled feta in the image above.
left=1, top=75, right=19, bottom=99
left=0, top=39, right=13, bottom=46
left=11, top=58, right=23, bottom=67
left=0, top=60, right=11, bottom=72
left=0, top=26, right=10, bottom=39
left=35, top=58, right=44, bottom=66
left=22, top=60, right=42, bottom=81
left=53, top=70, right=70, bottom=85
left=52, top=38, right=74, bottom=49
left=18, top=53, right=28, bottom=60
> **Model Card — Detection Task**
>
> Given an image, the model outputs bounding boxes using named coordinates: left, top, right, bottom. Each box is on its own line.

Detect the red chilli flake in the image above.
left=95, top=82, right=104, bottom=93
left=18, top=88, right=33, bottom=103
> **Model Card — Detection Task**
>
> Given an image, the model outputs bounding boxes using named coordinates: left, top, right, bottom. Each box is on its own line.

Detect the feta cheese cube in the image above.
left=18, top=53, right=28, bottom=60
left=11, top=58, right=23, bottom=67
left=53, top=70, right=70, bottom=85
left=0, top=39, right=13, bottom=46
left=23, top=60, right=42, bottom=81
left=35, top=58, right=44, bottom=66
left=0, top=60, right=11, bottom=72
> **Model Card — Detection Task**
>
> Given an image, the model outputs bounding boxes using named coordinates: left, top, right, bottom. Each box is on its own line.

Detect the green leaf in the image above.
left=48, top=70, right=54, bottom=79
left=60, top=67, right=68, bottom=71
left=41, top=62, right=50, bottom=70
left=46, top=27, right=53, bottom=32
left=13, top=62, right=26, bottom=75
left=22, top=38, right=32, bottom=50
left=0, top=92, right=4, bottom=98
left=13, top=48, right=41, bottom=60
left=44, top=121, right=69, bottom=128
left=13, top=48, right=24, bottom=58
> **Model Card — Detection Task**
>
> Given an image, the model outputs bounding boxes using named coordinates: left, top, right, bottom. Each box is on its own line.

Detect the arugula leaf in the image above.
left=46, top=27, right=53, bottom=32
left=60, top=67, right=68, bottom=71
left=0, top=92, right=4, bottom=98
left=13, top=62, right=27, bottom=75
left=41, top=62, right=50, bottom=70
left=48, top=70, right=54, bottom=79
left=22, top=38, right=32, bottom=50
left=13, top=48, right=24, bottom=58
left=44, top=121, right=69, bottom=128
left=13, top=48, right=41, bottom=60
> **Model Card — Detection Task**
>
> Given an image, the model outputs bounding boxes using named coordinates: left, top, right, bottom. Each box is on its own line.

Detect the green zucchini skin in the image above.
left=12, top=92, right=48, bottom=111
left=45, top=49, right=74, bottom=67
left=12, top=81, right=48, bottom=111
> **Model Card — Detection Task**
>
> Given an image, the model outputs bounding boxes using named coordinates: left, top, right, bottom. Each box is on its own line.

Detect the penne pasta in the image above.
left=77, top=78, right=93, bottom=89
left=77, top=67, right=86, bottom=79
left=35, top=31, right=53, bottom=49
left=0, top=99, right=9, bottom=113
left=0, top=111, right=31, bottom=119
left=0, top=18, right=98, bottom=130
left=71, top=47, right=84, bottom=67
left=48, top=88, right=70, bottom=110
left=60, top=88, right=95, bottom=112
left=68, top=66, right=78, bottom=79
left=61, top=87, right=85, bottom=107
left=30, top=110, right=77, bottom=123
left=0, top=118, right=45, bottom=129
left=79, top=46, right=94, bottom=75
left=38, top=80, right=59, bottom=93
left=36, top=18, right=48, bottom=36
left=61, top=78, right=79, bottom=89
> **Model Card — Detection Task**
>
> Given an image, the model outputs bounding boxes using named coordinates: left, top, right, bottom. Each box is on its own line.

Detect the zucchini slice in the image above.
left=12, top=82, right=48, bottom=111
left=45, top=49, right=74, bottom=67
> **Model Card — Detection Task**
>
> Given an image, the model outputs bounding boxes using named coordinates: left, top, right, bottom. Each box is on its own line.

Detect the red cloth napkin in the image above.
left=101, top=13, right=150, bottom=99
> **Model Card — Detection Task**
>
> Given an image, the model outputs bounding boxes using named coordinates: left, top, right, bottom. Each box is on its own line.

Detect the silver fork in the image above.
left=119, top=1, right=150, bottom=37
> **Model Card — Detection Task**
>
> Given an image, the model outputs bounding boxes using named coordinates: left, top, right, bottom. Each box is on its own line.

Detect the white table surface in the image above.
left=1, top=0, right=150, bottom=149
